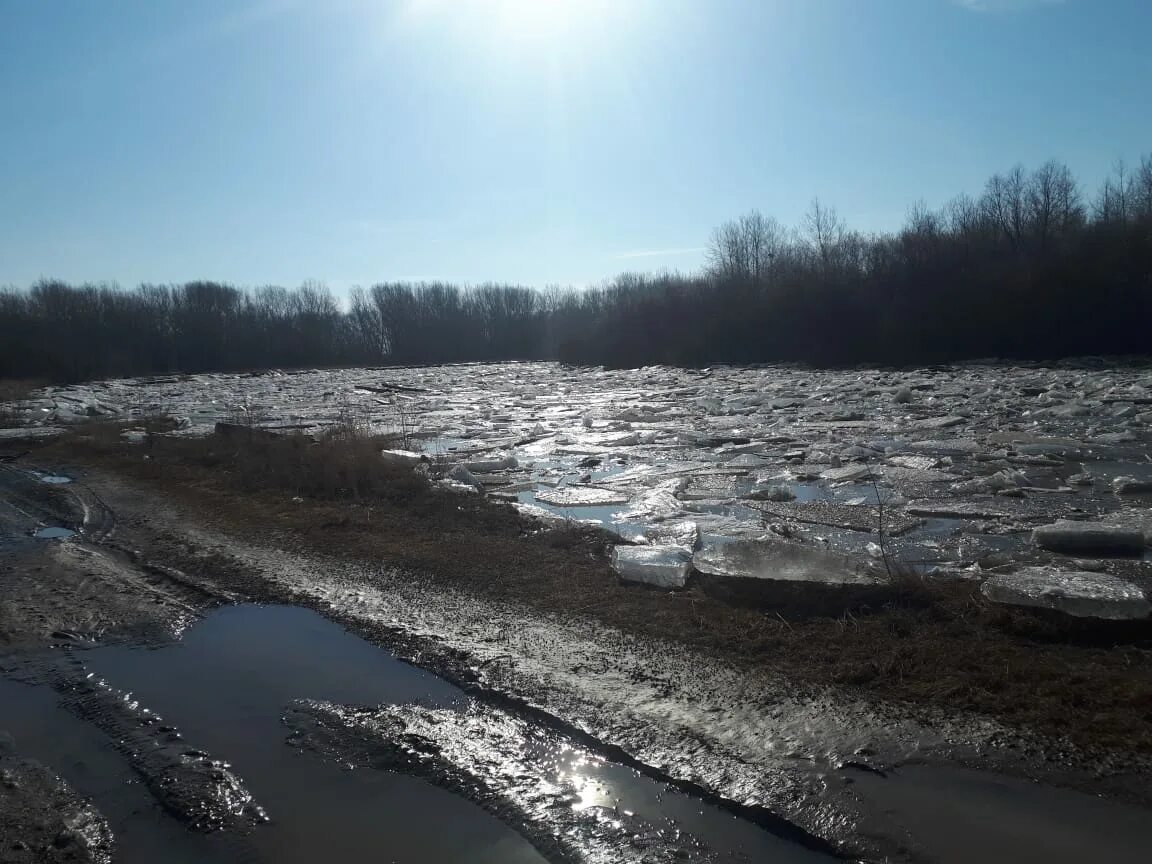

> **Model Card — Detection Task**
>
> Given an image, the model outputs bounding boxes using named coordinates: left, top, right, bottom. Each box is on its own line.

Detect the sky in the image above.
left=1, top=0, right=1150, bottom=294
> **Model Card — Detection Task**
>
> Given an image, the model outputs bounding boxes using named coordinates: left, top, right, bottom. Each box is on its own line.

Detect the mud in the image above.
left=0, top=748, right=112, bottom=864
left=108, top=498, right=1152, bottom=861
left=285, top=699, right=837, bottom=864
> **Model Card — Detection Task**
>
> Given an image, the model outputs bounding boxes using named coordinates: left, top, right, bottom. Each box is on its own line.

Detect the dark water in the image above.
left=2, top=605, right=831, bottom=863
left=83, top=604, right=545, bottom=864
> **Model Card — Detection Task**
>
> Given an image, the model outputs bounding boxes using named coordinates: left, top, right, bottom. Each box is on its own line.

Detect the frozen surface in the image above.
left=6, top=359, right=1151, bottom=589
left=693, top=539, right=878, bottom=586
left=1032, top=521, right=1146, bottom=557
left=611, top=545, right=693, bottom=589
left=981, top=567, right=1152, bottom=619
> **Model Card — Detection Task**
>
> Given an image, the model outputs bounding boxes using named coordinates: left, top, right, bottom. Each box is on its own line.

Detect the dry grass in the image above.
left=25, top=423, right=1152, bottom=755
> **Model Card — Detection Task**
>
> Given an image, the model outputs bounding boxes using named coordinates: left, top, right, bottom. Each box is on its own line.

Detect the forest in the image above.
left=2, top=155, right=1150, bottom=383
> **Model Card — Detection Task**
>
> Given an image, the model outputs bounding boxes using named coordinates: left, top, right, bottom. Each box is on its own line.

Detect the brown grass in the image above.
left=25, top=423, right=1152, bottom=755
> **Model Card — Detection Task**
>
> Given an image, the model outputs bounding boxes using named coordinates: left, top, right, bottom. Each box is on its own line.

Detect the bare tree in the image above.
left=706, top=210, right=784, bottom=283
left=1027, top=160, right=1082, bottom=251
left=1094, top=159, right=1133, bottom=225
left=801, top=198, right=845, bottom=269
left=981, top=165, right=1029, bottom=250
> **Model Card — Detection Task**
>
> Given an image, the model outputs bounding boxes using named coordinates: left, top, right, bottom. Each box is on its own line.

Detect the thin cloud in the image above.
left=612, top=247, right=704, bottom=260
left=953, top=0, right=1065, bottom=11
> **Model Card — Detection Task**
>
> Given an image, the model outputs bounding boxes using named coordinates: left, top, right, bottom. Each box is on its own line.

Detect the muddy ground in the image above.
left=2, top=429, right=1152, bottom=862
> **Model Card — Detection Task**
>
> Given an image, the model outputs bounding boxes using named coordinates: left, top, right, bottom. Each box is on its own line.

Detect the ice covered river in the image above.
left=10, top=359, right=1152, bottom=615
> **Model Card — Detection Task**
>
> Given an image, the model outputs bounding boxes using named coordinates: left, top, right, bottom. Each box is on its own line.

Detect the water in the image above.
left=32, top=526, right=76, bottom=539
left=846, top=764, right=1152, bottom=864
left=2, top=605, right=832, bottom=863
left=35, top=473, right=73, bottom=485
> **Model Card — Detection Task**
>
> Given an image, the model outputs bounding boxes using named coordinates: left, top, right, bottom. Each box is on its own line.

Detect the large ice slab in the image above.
left=692, top=539, right=885, bottom=611
left=693, top=539, right=877, bottom=586
left=535, top=486, right=630, bottom=507
left=1113, top=476, right=1152, bottom=495
left=1032, top=521, right=1146, bottom=557
left=617, top=478, right=687, bottom=521
left=981, top=568, right=1151, bottom=620
left=640, top=520, right=700, bottom=553
left=610, top=545, right=692, bottom=589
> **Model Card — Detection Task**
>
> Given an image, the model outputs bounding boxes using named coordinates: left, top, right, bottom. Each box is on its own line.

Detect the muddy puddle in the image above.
left=2, top=605, right=834, bottom=863
left=31, top=526, right=76, bottom=539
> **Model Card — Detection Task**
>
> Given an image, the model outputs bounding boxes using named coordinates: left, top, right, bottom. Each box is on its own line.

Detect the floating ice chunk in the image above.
left=905, top=502, right=1012, bottom=519
left=907, top=439, right=981, bottom=456
left=513, top=502, right=568, bottom=525
left=535, top=486, right=630, bottom=507
left=437, top=478, right=480, bottom=494
left=955, top=469, right=1027, bottom=494
left=611, top=545, right=692, bottom=589
left=381, top=449, right=427, bottom=467
left=579, top=431, right=638, bottom=448
left=981, top=568, right=1151, bottom=620
left=447, top=464, right=482, bottom=489
left=618, top=478, right=687, bottom=520
left=463, top=454, right=519, bottom=473
left=1014, top=442, right=1081, bottom=459
left=693, top=539, right=877, bottom=586
left=887, top=454, right=940, bottom=471
left=1095, top=430, right=1138, bottom=444
left=916, top=415, right=966, bottom=430
left=822, top=464, right=875, bottom=483
left=643, top=520, right=700, bottom=553
left=723, top=453, right=770, bottom=468
left=1033, top=522, right=1146, bottom=557
left=840, top=445, right=882, bottom=460
left=1113, top=476, right=1152, bottom=495
left=745, top=483, right=796, bottom=502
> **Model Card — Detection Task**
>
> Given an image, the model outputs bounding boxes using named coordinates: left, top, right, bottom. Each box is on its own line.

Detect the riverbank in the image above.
left=3, top=427, right=1152, bottom=861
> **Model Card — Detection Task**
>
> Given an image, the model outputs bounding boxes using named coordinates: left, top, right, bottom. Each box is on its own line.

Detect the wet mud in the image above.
left=0, top=748, right=113, bottom=864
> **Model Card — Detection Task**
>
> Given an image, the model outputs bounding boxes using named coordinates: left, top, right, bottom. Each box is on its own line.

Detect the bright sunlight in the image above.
left=401, top=0, right=630, bottom=54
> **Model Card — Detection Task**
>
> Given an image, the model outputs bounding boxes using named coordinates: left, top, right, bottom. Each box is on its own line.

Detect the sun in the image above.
left=493, top=0, right=575, bottom=42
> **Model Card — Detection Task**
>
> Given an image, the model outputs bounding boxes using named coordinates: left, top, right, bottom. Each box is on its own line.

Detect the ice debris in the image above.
left=1032, top=522, right=1146, bottom=557
left=381, top=448, right=427, bottom=467
left=535, top=486, right=630, bottom=507
left=1113, top=476, right=1152, bottom=495
left=610, top=545, right=693, bottom=589
left=981, top=568, right=1151, bottom=620
left=692, top=539, right=877, bottom=586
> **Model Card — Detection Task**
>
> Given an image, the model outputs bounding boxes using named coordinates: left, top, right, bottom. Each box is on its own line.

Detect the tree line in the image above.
left=2, top=155, right=1150, bottom=383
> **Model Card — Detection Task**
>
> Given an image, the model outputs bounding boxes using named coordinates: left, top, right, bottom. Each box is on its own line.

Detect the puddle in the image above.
left=35, top=473, right=73, bottom=484
left=2, top=605, right=831, bottom=863
left=846, top=763, right=1152, bottom=864
left=0, top=677, right=233, bottom=864
left=32, top=526, right=76, bottom=539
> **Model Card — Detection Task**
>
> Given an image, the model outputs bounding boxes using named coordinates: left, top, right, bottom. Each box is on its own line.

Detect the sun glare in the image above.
left=401, top=0, right=627, bottom=54
left=495, top=0, right=574, bottom=41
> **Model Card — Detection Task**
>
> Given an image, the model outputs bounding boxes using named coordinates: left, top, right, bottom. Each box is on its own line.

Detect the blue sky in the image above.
left=2, top=0, right=1150, bottom=293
